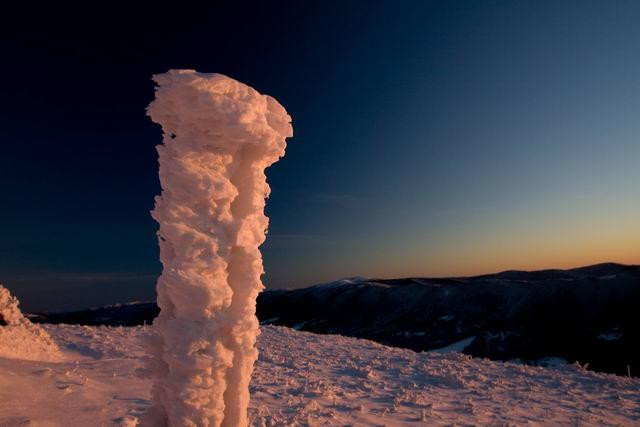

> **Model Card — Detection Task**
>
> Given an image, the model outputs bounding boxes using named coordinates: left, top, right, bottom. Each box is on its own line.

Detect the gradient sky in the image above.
left=1, top=1, right=639, bottom=311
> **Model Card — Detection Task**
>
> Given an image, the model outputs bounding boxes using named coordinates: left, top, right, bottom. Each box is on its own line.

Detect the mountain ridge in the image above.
left=29, top=262, right=640, bottom=376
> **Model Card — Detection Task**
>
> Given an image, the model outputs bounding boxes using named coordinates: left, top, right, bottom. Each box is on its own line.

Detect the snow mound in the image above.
left=0, top=284, right=61, bottom=361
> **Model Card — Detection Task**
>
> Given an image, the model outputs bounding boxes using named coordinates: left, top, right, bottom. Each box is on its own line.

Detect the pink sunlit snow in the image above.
left=145, top=70, right=292, bottom=426
left=0, top=320, right=639, bottom=426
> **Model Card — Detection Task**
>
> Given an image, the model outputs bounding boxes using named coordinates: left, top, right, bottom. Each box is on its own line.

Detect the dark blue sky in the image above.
left=2, top=1, right=639, bottom=311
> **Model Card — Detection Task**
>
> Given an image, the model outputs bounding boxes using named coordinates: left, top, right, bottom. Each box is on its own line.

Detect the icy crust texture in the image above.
left=145, top=70, right=292, bottom=427
left=0, top=284, right=61, bottom=361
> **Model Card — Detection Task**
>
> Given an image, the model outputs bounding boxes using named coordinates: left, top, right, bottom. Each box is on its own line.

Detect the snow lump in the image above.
left=0, top=284, right=61, bottom=362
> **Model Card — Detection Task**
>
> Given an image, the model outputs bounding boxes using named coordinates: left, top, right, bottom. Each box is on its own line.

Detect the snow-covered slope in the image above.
left=258, top=263, right=640, bottom=376
left=30, top=263, right=640, bottom=377
left=0, top=324, right=638, bottom=426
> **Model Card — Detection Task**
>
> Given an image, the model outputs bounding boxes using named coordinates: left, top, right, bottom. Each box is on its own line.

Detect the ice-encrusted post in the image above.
left=145, top=70, right=292, bottom=426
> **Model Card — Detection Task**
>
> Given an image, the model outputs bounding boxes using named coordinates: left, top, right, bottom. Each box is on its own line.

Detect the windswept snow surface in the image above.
left=0, top=324, right=638, bottom=426
left=147, top=70, right=292, bottom=426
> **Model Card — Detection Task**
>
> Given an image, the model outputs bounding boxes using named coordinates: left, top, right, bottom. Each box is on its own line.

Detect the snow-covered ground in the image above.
left=0, top=324, right=638, bottom=426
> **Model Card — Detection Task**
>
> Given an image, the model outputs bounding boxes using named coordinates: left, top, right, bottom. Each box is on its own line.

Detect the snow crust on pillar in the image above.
left=0, top=284, right=61, bottom=362
left=145, top=70, right=292, bottom=426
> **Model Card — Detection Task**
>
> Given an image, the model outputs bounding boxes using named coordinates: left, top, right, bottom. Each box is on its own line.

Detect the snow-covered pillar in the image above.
left=146, top=70, right=292, bottom=426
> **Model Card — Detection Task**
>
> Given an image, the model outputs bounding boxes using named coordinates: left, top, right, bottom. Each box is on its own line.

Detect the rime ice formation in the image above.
left=145, top=70, right=292, bottom=426
left=0, top=284, right=61, bottom=361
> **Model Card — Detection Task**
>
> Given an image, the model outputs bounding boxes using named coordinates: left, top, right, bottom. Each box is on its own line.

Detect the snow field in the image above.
left=1, top=324, right=638, bottom=426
